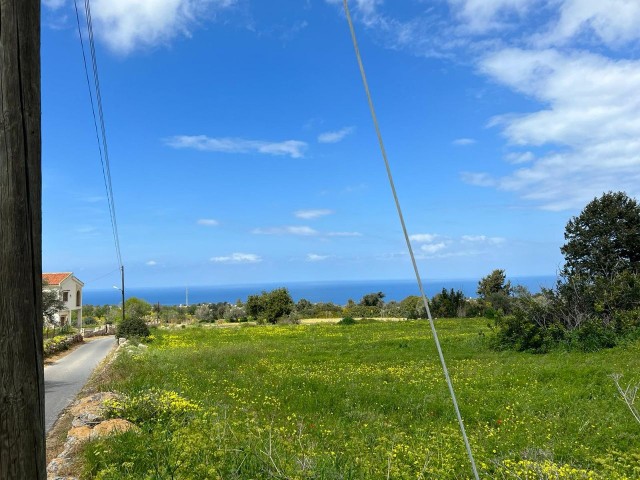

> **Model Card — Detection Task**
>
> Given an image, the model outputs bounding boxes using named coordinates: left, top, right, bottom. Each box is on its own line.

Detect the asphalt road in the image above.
left=44, top=335, right=116, bottom=432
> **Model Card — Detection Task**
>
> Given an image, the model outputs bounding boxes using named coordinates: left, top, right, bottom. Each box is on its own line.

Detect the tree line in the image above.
left=75, top=191, right=640, bottom=352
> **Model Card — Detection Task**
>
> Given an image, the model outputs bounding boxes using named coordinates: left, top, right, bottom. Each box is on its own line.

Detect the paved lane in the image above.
left=44, top=336, right=116, bottom=432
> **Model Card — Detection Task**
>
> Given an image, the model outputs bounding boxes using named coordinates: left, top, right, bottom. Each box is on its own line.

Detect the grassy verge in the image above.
left=80, top=320, right=640, bottom=479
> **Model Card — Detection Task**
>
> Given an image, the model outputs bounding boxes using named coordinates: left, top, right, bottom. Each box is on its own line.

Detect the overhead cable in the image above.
left=73, top=0, right=123, bottom=269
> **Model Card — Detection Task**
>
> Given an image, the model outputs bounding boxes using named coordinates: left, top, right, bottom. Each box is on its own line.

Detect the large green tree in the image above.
left=359, top=292, right=385, bottom=307
left=124, top=297, right=152, bottom=322
left=247, top=288, right=294, bottom=324
left=561, top=191, right=640, bottom=279
left=477, top=269, right=511, bottom=299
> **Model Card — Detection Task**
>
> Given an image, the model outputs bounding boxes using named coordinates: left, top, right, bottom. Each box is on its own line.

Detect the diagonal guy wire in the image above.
left=341, top=1, right=480, bottom=478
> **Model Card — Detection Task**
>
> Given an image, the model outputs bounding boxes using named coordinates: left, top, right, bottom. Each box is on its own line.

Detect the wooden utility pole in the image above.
left=0, top=1, right=45, bottom=479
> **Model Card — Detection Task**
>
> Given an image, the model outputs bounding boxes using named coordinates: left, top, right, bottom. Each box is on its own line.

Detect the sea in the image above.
left=83, top=275, right=557, bottom=306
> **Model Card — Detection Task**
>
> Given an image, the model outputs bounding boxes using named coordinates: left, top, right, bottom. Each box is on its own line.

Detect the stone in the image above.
left=47, top=457, right=70, bottom=475
left=69, top=392, right=122, bottom=427
left=90, top=419, right=138, bottom=439
left=64, top=426, right=93, bottom=449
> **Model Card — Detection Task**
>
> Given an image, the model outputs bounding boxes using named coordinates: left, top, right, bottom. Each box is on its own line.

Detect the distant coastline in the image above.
left=83, top=275, right=557, bottom=306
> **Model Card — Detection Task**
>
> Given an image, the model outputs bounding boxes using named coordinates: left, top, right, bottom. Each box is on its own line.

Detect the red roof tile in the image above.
left=42, top=272, right=72, bottom=286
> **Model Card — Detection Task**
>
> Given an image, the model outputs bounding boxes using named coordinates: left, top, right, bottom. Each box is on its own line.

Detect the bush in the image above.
left=117, top=317, right=150, bottom=339
left=569, top=320, right=618, bottom=352
left=338, top=316, right=356, bottom=325
left=492, top=310, right=566, bottom=353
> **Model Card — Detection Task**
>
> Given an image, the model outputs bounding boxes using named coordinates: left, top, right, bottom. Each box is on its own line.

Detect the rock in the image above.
left=69, top=392, right=122, bottom=427
left=47, top=457, right=70, bottom=475
left=64, top=426, right=93, bottom=449
left=90, top=419, right=138, bottom=439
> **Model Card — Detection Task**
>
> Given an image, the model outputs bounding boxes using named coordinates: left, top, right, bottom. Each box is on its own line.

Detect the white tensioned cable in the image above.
left=341, top=2, right=480, bottom=479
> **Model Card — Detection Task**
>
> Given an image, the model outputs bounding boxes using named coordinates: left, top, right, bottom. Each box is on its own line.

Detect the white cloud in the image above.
left=460, top=172, right=497, bottom=187
left=476, top=48, right=640, bottom=209
left=197, top=218, right=219, bottom=226
left=76, top=226, right=98, bottom=235
left=505, top=151, right=535, bottom=164
left=252, top=226, right=319, bottom=236
left=452, top=138, right=476, bottom=146
left=166, top=135, right=307, bottom=159
left=294, top=209, right=334, bottom=219
left=146, top=260, right=158, bottom=266
left=317, top=126, right=355, bottom=144
left=420, top=242, right=447, bottom=254
left=306, top=253, right=331, bottom=262
left=448, top=0, right=538, bottom=33
left=538, top=0, right=640, bottom=48
left=461, top=235, right=505, bottom=245
left=90, top=0, right=236, bottom=55
left=252, top=226, right=361, bottom=238
left=409, top=233, right=439, bottom=243
left=210, top=252, right=262, bottom=264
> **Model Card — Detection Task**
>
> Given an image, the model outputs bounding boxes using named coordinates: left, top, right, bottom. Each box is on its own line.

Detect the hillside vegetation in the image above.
left=81, top=320, right=639, bottom=479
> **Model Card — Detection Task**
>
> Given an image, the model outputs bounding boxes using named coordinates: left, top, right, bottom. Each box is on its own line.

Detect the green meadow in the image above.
left=83, top=320, right=640, bottom=479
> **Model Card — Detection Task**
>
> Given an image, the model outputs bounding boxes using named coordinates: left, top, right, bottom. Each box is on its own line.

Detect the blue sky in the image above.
left=41, top=0, right=640, bottom=289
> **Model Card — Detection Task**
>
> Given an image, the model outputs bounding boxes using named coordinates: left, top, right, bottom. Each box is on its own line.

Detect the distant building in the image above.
left=42, top=272, right=84, bottom=327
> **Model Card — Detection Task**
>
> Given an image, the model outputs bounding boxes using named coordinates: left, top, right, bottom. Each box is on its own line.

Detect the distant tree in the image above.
left=561, top=191, right=640, bottom=280
left=382, top=300, right=402, bottom=318
left=477, top=269, right=512, bottom=299
left=42, top=281, right=65, bottom=326
left=263, top=288, right=294, bottom=324
left=124, top=297, right=152, bottom=322
left=431, top=288, right=466, bottom=318
left=93, top=304, right=110, bottom=319
left=247, top=288, right=294, bottom=324
left=83, top=304, right=95, bottom=318
left=195, top=304, right=215, bottom=322
left=399, top=295, right=427, bottom=319
left=313, top=302, right=343, bottom=318
left=223, top=303, right=246, bottom=322
left=246, top=293, right=266, bottom=320
left=295, top=298, right=313, bottom=317
left=359, top=291, right=385, bottom=307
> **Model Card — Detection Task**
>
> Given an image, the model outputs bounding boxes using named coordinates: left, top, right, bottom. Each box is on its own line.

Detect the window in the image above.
left=76, top=290, right=81, bottom=307
left=62, top=291, right=69, bottom=302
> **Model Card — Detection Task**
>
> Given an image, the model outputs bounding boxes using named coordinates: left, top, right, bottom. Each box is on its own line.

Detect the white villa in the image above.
left=42, top=272, right=84, bottom=327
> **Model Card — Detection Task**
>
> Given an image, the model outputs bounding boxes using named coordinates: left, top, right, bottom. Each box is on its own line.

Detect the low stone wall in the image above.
left=44, top=333, right=84, bottom=357
left=82, top=325, right=115, bottom=338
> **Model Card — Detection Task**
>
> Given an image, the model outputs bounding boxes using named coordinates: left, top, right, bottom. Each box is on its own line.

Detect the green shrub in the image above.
left=569, top=320, right=618, bottom=352
left=117, top=317, right=150, bottom=339
left=337, top=316, right=356, bottom=325
left=492, top=311, right=565, bottom=353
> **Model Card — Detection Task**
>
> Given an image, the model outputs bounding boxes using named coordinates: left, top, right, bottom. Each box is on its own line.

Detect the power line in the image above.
left=73, top=0, right=123, bottom=269
left=341, top=1, right=480, bottom=478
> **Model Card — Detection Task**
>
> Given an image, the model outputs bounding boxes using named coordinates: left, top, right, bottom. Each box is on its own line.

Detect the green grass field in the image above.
left=82, top=320, right=640, bottom=479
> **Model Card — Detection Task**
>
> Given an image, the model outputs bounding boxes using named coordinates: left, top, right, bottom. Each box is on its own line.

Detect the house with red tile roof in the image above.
left=42, top=272, right=84, bottom=327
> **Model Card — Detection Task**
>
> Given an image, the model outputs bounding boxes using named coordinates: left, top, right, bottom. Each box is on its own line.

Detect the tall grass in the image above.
left=82, top=320, right=640, bottom=479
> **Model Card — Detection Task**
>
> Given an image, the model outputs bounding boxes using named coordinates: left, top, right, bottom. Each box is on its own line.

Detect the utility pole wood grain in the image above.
left=0, top=1, right=45, bottom=478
